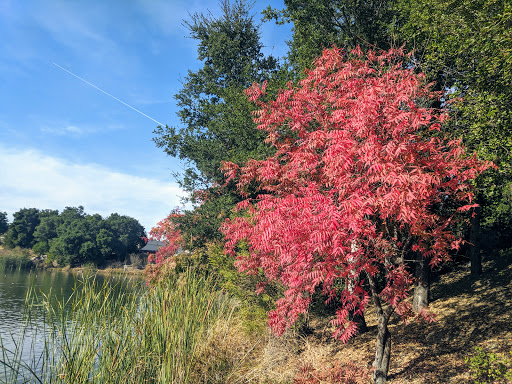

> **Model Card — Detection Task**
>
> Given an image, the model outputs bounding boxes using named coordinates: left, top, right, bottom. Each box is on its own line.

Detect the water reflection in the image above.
left=1, top=270, right=83, bottom=338
left=0, top=269, right=141, bottom=382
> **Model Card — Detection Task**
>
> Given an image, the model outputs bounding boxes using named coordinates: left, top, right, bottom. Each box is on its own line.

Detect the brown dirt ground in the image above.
left=292, top=254, right=512, bottom=383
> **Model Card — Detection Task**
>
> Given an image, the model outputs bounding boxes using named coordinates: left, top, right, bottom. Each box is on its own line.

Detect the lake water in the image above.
left=0, top=268, right=141, bottom=382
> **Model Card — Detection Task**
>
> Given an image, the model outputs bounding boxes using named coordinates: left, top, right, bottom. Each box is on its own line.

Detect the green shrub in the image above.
left=129, top=252, right=145, bottom=269
left=466, top=346, right=512, bottom=384
left=206, top=241, right=282, bottom=333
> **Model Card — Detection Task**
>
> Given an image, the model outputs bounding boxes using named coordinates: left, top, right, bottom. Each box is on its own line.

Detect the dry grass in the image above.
left=194, top=316, right=301, bottom=383
left=243, top=331, right=301, bottom=383
left=245, top=253, right=512, bottom=383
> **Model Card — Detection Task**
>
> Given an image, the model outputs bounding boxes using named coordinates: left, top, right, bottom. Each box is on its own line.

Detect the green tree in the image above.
left=0, top=211, right=8, bottom=235
left=3, top=208, right=41, bottom=248
left=171, top=189, right=239, bottom=249
left=33, top=210, right=61, bottom=254
left=263, top=0, right=398, bottom=74
left=49, top=212, right=96, bottom=266
left=104, top=213, right=145, bottom=262
left=153, top=0, right=282, bottom=248
left=96, top=228, right=116, bottom=260
left=43, top=208, right=103, bottom=266
left=396, top=0, right=512, bottom=274
left=154, top=0, right=279, bottom=192
left=59, top=206, right=86, bottom=224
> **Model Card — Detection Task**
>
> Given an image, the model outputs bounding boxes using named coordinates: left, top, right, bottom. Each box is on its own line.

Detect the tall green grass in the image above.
left=0, top=268, right=236, bottom=384
left=0, top=248, right=33, bottom=271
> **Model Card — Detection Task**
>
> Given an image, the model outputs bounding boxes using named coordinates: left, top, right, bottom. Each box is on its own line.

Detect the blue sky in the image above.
left=0, top=0, right=291, bottom=231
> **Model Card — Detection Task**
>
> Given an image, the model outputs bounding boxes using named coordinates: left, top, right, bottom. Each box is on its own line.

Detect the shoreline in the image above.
left=0, top=249, right=146, bottom=277
left=40, top=264, right=146, bottom=277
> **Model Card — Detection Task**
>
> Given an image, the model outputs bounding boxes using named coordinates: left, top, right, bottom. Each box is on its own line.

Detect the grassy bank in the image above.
left=1, top=253, right=511, bottom=383
left=0, top=247, right=33, bottom=271
left=0, top=267, right=255, bottom=384
left=52, top=264, right=146, bottom=276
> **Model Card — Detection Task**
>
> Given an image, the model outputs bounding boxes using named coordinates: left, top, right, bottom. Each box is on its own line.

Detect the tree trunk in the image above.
left=469, top=199, right=482, bottom=277
left=347, top=276, right=368, bottom=333
left=348, top=239, right=368, bottom=333
left=373, top=316, right=392, bottom=384
left=413, top=252, right=430, bottom=312
left=350, top=310, right=368, bottom=333
left=367, top=273, right=393, bottom=384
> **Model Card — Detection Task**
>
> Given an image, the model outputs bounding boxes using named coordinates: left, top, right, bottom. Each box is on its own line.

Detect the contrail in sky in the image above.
left=52, top=62, right=165, bottom=126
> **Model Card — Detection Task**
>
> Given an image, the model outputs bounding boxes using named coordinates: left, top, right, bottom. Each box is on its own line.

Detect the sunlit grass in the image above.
left=0, top=268, right=236, bottom=384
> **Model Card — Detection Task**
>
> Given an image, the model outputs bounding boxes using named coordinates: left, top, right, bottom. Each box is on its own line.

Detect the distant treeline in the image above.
left=0, top=207, right=145, bottom=267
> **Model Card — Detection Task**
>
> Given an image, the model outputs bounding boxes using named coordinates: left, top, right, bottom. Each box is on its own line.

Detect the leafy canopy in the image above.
left=0, top=211, right=8, bottom=235
left=153, top=0, right=278, bottom=192
left=221, top=47, right=490, bottom=341
left=4, top=206, right=145, bottom=266
left=3, top=208, right=43, bottom=248
left=153, top=0, right=284, bottom=249
left=263, top=0, right=398, bottom=74
left=396, top=0, right=512, bottom=241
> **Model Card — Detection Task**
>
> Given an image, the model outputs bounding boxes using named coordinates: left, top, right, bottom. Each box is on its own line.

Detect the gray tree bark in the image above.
left=413, top=252, right=430, bottom=312
left=374, top=317, right=392, bottom=384
left=368, top=273, right=393, bottom=384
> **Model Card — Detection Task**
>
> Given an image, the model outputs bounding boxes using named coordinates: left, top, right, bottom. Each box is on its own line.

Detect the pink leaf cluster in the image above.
left=148, top=212, right=183, bottom=265
left=145, top=210, right=184, bottom=282
left=221, top=47, right=491, bottom=342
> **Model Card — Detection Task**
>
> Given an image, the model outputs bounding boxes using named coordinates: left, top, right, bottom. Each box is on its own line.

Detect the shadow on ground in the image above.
left=387, top=253, right=512, bottom=383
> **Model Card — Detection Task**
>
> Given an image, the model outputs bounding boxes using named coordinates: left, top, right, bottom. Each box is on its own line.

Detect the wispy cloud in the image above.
left=0, top=146, right=185, bottom=231
left=41, top=125, right=84, bottom=136
left=31, top=2, right=117, bottom=56
left=36, top=119, right=126, bottom=138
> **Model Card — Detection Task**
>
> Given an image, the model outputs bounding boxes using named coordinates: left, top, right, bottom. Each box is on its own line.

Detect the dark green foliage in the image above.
left=3, top=208, right=41, bottom=249
left=0, top=211, right=8, bottom=235
left=104, top=213, right=146, bottom=261
left=32, top=210, right=61, bottom=254
left=47, top=209, right=145, bottom=266
left=263, top=0, right=398, bottom=73
left=96, top=228, right=116, bottom=259
left=396, top=0, right=512, bottom=249
left=4, top=206, right=145, bottom=267
left=153, top=0, right=284, bottom=249
left=153, top=0, right=279, bottom=192
left=175, top=188, right=239, bottom=249
left=50, top=218, right=96, bottom=266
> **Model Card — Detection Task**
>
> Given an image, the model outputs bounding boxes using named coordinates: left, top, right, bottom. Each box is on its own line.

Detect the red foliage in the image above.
left=145, top=210, right=184, bottom=282
left=221, top=47, right=491, bottom=342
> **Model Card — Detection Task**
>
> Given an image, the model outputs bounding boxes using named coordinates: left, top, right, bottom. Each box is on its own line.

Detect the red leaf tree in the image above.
left=221, top=47, right=491, bottom=383
left=145, top=211, right=184, bottom=283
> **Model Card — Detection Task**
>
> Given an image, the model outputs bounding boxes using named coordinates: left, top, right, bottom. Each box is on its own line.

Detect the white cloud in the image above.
left=36, top=120, right=126, bottom=137
left=0, top=146, right=185, bottom=231
left=41, top=125, right=85, bottom=136
left=31, top=2, right=117, bottom=55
